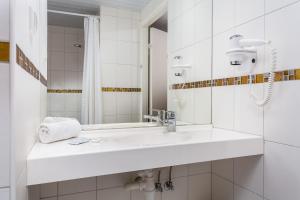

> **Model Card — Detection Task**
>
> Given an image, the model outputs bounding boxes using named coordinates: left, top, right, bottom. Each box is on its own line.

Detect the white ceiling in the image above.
left=48, top=0, right=152, bottom=14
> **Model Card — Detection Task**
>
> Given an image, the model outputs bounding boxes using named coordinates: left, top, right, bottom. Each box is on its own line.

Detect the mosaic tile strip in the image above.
left=102, top=87, right=142, bottom=92
left=16, top=45, right=48, bottom=87
left=48, top=88, right=142, bottom=93
left=40, top=73, right=47, bottom=87
left=48, top=89, right=82, bottom=94
left=171, top=69, right=300, bottom=90
left=0, top=42, right=9, bottom=62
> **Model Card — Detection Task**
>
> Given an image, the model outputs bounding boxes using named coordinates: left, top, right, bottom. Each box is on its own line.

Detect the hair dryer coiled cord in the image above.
left=250, top=48, right=277, bottom=107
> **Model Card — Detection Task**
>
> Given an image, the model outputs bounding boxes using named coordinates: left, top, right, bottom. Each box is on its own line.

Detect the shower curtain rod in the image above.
left=48, top=9, right=100, bottom=19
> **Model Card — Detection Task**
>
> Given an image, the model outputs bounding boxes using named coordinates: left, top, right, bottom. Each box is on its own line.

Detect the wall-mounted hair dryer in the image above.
left=226, top=34, right=277, bottom=107
left=226, top=34, right=270, bottom=66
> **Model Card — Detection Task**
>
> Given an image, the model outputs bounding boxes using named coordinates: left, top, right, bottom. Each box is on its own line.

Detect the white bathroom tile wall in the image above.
left=181, top=11, right=195, bottom=48
left=0, top=64, right=10, bottom=187
left=58, top=177, right=97, bottom=195
left=102, top=64, right=117, bottom=87
left=103, top=115, right=117, bottom=123
left=234, top=85, right=263, bottom=135
left=101, top=40, right=118, bottom=63
left=265, top=0, right=300, bottom=13
left=59, top=191, right=96, bottom=200
left=100, top=6, right=141, bottom=123
left=212, top=159, right=234, bottom=182
left=212, top=175, right=233, bottom=200
left=28, top=185, right=40, bottom=200
left=168, top=0, right=212, bottom=124
left=187, top=162, right=211, bottom=176
left=234, top=185, right=263, bottom=200
left=116, top=65, right=132, bottom=88
left=264, top=82, right=300, bottom=147
left=193, top=0, right=212, bottom=43
left=40, top=182, right=58, bottom=198
left=212, top=86, right=235, bottom=130
left=176, top=90, right=195, bottom=123
left=234, top=156, right=263, bottom=196
left=235, top=0, right=264, bottom=25
left=117, top=114, right=132, bottom=123
left=100, top=16, right=117, bottom=41
left=101, top=6, right=117, bottom=17
left=211, top=1, right=300, bottom=200
left=97, top=173, right=132, bottom=189
left=117, top=93, right=132, bottom=115
left=131, top=190, right=162, bottom=200
left=264, top=141, right=300, bottom=200
left=49, top=52, right=65, bottom=70
left=0, top=188, right=9, bottom=200
left=98, top=187, right=130, bottom=200
left=188, top=173, right=211, bottom=200
left=117, top=41, right=132, bottom=64
left=42, top=198, right=57, bottom=200
left=192, top=39, right=212, bottom=82
left=194, top=88, right=211, bottom=124
left=265, top=2, right=300, bottom=71
left=117, top=18, right=132, bottom=42
left=47, top=25, right=84, bottom=122
left=213, top=0, right=235, bottom=35
left=103, top=93, right=117, bottom=116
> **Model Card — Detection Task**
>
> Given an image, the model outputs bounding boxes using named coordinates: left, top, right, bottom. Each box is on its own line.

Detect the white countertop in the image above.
left=27, top=125, right=263, bottom=185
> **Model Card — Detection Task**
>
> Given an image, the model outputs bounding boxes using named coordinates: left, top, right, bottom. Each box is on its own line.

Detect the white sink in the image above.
left=27, top=125, right=263, bottom=185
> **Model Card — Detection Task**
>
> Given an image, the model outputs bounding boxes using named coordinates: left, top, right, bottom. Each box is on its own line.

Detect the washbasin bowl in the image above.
left=27, top=125, right=263, bottom=185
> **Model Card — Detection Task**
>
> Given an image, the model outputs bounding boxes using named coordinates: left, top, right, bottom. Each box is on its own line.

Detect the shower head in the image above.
left=73, top=43, right=82, bottom=48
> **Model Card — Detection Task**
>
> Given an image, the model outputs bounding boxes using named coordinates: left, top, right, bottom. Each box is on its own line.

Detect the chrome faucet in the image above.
left=144, top=109, right=165, bottom=126
left=166, top=111, right=176, bottom=132
left=144, top=110, right=176, bottom=132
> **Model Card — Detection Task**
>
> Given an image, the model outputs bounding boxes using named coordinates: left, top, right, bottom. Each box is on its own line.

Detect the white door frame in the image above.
left=139, top=0, right=168, bottom=117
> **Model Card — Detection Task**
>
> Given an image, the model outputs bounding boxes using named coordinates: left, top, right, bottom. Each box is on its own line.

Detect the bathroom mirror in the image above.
left=46, top=0, right=213, bottom=128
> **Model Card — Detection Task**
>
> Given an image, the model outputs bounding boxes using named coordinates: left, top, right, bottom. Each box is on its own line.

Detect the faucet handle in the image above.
left=166, top=111, right=176, bottom=119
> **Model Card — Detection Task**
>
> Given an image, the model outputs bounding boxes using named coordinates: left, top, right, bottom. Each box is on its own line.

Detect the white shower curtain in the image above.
left=81, top=16, right=103, bottom=124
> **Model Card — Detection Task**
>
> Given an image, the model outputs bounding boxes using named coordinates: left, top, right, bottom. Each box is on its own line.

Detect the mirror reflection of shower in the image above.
left=47, top=10, right=87, bottom=123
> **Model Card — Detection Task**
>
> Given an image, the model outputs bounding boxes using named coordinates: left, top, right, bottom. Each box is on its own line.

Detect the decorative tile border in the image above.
left=40, top=73, right=47, bottom=87
left=48, top=89, right=82, bottom=94
left=102, top=87, right=142, bottom=92
left=16, top=45, right=48, bottom=87
left=0, top=42, right=10, bottom=62
left=48, top=88, right=142, bottom=93
left=171, top=69, right=300, bottom=90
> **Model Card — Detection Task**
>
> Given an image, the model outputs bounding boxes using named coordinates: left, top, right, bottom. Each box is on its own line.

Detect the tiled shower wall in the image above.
left=47, top=25, right=84, bottom=121
left=29, top=162, right=212, bottom=200
left=210, top=0, right=300, bottom=200
left=100, top=6, right=141, bottom=123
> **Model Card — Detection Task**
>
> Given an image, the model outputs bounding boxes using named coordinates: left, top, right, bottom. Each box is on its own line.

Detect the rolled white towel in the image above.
left=43, top=117, right=75, bottom=123
left=39, top=119, right=81, bottom=144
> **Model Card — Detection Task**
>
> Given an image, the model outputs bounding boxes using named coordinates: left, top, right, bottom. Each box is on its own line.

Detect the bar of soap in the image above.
left=68, top=137, right=90, bottom=145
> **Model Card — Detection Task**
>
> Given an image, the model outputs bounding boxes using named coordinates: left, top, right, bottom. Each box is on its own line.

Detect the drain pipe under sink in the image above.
left=124, top=170, right=155, bottom=200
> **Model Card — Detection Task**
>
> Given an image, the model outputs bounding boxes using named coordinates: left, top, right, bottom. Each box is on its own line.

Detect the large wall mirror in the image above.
left=46, top=0, right=213, bottom=128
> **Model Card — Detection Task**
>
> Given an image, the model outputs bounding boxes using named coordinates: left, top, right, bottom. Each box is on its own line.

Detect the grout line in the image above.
left=213, top=0, right=300, bottom=38
left=264, top=139, right=300, bottom=149
left=264, top=0, right=300, bottom=16
left=212, top=172, right=264, bottom=198
left=169, top=37, right=212, bottom=54
left=233, top=156, right=235, bottom=200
